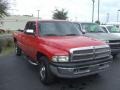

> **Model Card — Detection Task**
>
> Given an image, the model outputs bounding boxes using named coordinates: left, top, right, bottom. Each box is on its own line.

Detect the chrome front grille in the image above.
left=70, top=45, right=111, bottom=62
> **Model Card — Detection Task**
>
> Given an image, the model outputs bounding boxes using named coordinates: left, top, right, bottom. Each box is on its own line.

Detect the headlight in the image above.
left=52, top=56, right=69, bottom=62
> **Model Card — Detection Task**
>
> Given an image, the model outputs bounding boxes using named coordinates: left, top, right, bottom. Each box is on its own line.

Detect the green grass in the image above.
left=0, top=32, right=6, bottom=35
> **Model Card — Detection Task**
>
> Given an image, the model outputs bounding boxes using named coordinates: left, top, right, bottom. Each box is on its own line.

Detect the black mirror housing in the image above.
left=81, top=29, right=86, bottom=34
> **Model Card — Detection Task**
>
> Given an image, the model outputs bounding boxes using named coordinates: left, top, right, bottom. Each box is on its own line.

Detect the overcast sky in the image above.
left=9, top=0, right=120, bottom=23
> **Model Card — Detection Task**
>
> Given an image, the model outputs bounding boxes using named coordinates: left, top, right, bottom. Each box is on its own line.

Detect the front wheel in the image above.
left=39, top=57, right=54, bottom=85
left=15, top=44, right=21, bottom=56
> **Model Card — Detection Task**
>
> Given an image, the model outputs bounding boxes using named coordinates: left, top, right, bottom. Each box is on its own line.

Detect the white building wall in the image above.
left=0, top=15, right=37, bottom=30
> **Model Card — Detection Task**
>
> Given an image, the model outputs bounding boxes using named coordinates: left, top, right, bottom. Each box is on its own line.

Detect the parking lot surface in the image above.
left=0, top=53, right=120, bottom=90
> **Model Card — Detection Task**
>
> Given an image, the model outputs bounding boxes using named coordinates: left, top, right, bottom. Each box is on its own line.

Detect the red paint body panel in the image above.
left=13, top=20, right=107, bottom=61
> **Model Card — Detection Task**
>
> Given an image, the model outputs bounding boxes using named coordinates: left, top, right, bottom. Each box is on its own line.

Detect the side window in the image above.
left=24, top=22, right=36, bottom=34
left=29, top=22, right=36, bottom=30
left=24, top=22, right=31, bottom=33
left=25, top=22, right=30, bottom=30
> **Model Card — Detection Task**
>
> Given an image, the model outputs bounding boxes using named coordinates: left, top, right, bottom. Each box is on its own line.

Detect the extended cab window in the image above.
left=39, top=21, right=81, bottom=36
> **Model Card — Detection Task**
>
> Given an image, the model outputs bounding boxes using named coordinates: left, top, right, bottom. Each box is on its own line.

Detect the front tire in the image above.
left=15, top=44, right=21, bottom=56
left=39, top=57, right=54, bottom=85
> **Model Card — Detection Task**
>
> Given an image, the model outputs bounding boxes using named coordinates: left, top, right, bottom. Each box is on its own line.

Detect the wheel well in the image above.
left=36, top=52, right=48, bottom=62
left=14, top=38, right=17, bottom=43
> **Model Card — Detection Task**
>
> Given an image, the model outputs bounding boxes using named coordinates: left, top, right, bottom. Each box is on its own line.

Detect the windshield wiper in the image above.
left=44, top=34, right=58, bottom=36
left=44, top=34, right=79, bottom=36
left=89, top=31, right=103, bottom=33
left=97, top=30, right=104, bottom=32
left=65, top=34, right=78, bottom=36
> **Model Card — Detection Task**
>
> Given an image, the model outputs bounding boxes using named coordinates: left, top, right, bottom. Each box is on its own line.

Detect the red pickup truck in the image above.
left=13, top=20, right=112, bottom=84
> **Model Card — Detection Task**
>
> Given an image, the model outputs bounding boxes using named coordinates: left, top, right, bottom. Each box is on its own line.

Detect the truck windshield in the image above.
left=81, top=23, right=105, bottom=33
left=107, top=26, right=120, bottom=33
left=39, top=21, right=81, bottom=36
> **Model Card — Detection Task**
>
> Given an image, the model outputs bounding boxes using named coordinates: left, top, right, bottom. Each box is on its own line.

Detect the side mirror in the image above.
left=82, top=29, right=86, bottom=34
left=25, top=29, right=34, bottom=35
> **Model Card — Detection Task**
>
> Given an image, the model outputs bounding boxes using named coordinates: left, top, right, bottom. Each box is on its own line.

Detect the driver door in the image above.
left=24, top=22, right=37, bottom=60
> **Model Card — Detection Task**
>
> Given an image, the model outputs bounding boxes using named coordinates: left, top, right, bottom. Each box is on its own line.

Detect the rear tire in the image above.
left=39, top=57, right=54, bottom=85
left=15, top=44, right=21, bottom=56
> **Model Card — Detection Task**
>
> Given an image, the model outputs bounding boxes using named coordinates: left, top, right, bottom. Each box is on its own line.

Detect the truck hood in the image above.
left=85, top=33, right=120, bottom=41
left=41, top=36, right=105, bottom=52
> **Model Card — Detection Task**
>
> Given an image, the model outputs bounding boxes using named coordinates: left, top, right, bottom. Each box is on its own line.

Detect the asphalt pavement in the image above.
left=0, top=53, right=120, bottom=90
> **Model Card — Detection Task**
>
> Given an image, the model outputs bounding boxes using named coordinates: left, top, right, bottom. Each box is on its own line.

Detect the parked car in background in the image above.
left=100, top=25, right=120, bottom=37
left=107, top=22, right=120, bottom=29
left=13, top=20, right=112, bottom=84
left=74, top=22, right=120, bottom=57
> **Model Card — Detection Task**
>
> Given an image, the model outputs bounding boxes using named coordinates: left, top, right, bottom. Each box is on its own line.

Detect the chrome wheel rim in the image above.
left=15, top=46, right=18, bottom=53
left=40, top=65, right=46, bottom=80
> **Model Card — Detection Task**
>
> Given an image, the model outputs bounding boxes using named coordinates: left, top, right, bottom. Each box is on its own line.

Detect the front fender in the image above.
left=37, top=43, right=69, bottom=61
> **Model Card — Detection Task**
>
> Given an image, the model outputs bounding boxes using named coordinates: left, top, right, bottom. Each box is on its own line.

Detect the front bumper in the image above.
left=111, top=49, right=120, bottom=55
left=49, top=56, right=113, bottom=78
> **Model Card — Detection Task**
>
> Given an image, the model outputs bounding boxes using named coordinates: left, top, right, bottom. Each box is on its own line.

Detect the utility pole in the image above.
left=106, top=13, right=109, bottom=24
left=75, top=17, right=78, bottom=21
left=37, top=10, right=40, bottom=19
left=98, top=0, right=100, bottom=21
left=92, top=0, right=95, bottom=22
left=117, top=10, right=120, bottom=22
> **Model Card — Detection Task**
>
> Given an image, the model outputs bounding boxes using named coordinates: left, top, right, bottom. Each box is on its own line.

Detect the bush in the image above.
left=6, top=39, right=14, bottom=47
left=0, top=46, right=2, bottom=53
left=0, top=38, right=14, bottom=53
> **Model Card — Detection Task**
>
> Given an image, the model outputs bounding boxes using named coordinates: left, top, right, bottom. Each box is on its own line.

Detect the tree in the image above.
left=95, top=20, right=100, bottom=25
left=0, top=0, right=8, bottom=18
left=52, top=9, right=68, bottom=20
